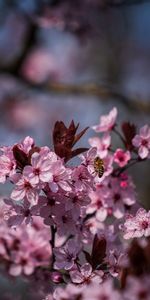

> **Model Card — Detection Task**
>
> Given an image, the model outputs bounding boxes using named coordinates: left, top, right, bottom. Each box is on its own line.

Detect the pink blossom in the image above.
left=114, top=149, right=131, bottom=167
left=92, top=107, right=118, bottom=132
left=39, top=194, right=62, bottom=226
left=87, top=188, right=108, bottom=222
left=49, top=160, right=72, bottom=193
left=65, top=191, right=91, bottom=219
left=72, top=165, right=93, bottom=191
left=89, top=133, right=111, bottom=158
left=123, top=208, right=150, bottom=239
left=82, top=280, right=121, bottom=300
left=105, top=176, right=136, bottom=219
left=107, top=250, right=127, bottom=277
left=23, top=152, right=53, bottom=185
left=17, top=136, right=34, bottom=154
left=11, top=175, right=39, bottom=203
left=79, top=147, right=112, bottom=183
left=124, top=276, right=150, bottom=300
left=70, top=263, right=103, bottom=285
left=8, top=221, right=51, bottom=276
left=0, top=152, right=16, bottom=183
left=4, top=198, right=37, bottom=226
left=79, top=147, right=97, bottom=172
left=53, top=284, right=83, bottom=300
left=54, top=204, right=77, bottom=236
left=0, top=203, right=51, bottom=277
left=54, top=239, right=81, bottom=270
left=132, top=125, right=150, bottom=159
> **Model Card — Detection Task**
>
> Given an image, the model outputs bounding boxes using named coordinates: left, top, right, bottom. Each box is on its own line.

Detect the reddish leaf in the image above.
left=52, top=120, right=89, bottom=161
left=13, top=145, right=29, bottom=169
left=91, top=235, right=106, bottom=269
left=121, top=122, right=136, bottom=150
left=72, top=126, right=89, bottom=147
left=83, top=250, right=93, bottom=266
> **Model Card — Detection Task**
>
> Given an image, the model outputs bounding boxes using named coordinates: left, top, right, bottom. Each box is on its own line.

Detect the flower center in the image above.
left=24, top=209, right=30, bottom=217
left=141, top=139, right=148, bottom=146
left=34, top=168, right=40, bottom=175
left=24, top=181, right=32, bottom=189
left=141, top=220, right=148, bottom=230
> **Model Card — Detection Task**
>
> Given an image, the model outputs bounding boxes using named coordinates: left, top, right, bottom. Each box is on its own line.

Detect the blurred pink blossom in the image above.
left=92, top=107, right=118, bottom=132
left=132, top=125, right=150, bottom=159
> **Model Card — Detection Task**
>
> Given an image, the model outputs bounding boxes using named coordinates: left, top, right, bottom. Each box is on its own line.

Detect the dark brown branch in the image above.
left=1, top=71, right=150, bottom=114
left=107, top=0, right=150, bottom=7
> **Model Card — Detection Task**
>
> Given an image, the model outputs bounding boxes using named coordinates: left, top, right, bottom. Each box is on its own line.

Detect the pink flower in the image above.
left=109, top=176, right=136, bottom=219
left=132, top=125, right=150, bottom=159
left=49, top=160, right=72, bottom=193
left=124, top=276, right=150, bottom=300
left=17, top=136, right=34, bottom=154
left=114, top=149, right=131, bottom=167
left=0, top=153, right=16, bottom=183
left=123, top=208, right=150, bottom=239
left=65, top=191, right=91, bottom=219
left=79, top=147, right=97, bottom=171
left=87, top=188, right=108, bottom=222
left=70, top=263, right=103, bottom=285
left=54, top=204, right=77, bottom=236
left=11, top=175, right=39, bottom=203
left=92, top=107, right=118, bottom=132
left=108, top=250, right=127, bottom=277
left=72, top=165, right=93, bottom=192
left=23, top=152, right=53, bottom=185
left=89, top=133, right=111, bottom=158
left=4, top=198, right=36, bottom=227
left=54, top=239, right=81, bottom=270
left=83, top=279, right=121, bottom=300
left=53, top=284, right=83, bottom=300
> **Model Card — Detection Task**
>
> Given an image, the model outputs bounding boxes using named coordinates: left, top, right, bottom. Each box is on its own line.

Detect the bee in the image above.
left=93, top=156, right=104, bottom=178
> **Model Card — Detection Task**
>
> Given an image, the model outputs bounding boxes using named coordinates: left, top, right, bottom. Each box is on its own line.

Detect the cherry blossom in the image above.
left=82, top=280, right=121, bottom=300
left=23, top=151, right=53, bottom=185
left=4, top=198, right=37, bottom=226
left=70, top=263, right=103, bottom=285
left=124, top=276, right=150, bottom=300
left=0, top=149, right=16, bottom=183
left=123, top=208, right=150, bottom=239
left=106, top=176, right=136, bottom=219
left=11, top=175, right=39, bottom=203
left=89, top=133, right=111, bottom=158
left=64, top=191, right=91, bottom=219
left=132, top=125, right=150, bottom=159
left=54, top=239, right=81, bottom=270
left=92, top=107, right=118, bottom=132
left=17, top=136, right=35, bottom=154
left=49, top=160, right=72, bottom=193
left=72, top=165, right=93, bottom=191
left=114, top=149, right=131, bottom=167
left=54, top=204, right=78, bottom=236
left=0, top=202, right=51, bottom=277
left=53, top=284, right=83, bottom=300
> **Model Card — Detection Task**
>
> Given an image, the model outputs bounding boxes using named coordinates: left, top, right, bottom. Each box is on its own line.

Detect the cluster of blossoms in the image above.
left=0, top=107, right=150, bottom=299
left=0, top=201, right=51, bottom=277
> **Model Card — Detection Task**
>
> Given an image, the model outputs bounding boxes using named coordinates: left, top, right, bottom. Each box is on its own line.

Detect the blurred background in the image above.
left=0, top=0, right=150, bottom=298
